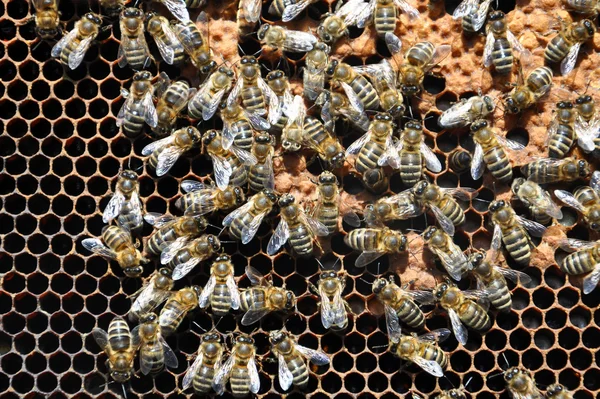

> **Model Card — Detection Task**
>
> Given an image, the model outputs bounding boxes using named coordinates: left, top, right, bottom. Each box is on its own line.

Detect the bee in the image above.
left=545, top=384, right=573, bottom=399
left=469, top=250, right=532, bottom=313
left=448, top=150, right=472, bottom=174
left=100, top=0, right=124, bottom=19
left=317, top=90, right=370, bottom=132
left=558, top=238, right=600, bottom=294
left=258, top=24, right=318, bottom=53
left=547, top=101, right=587, bottom=158
left=384, top=33, right=451, bottom=97
left=213, top=334, right=260, bottom=397
left=228, top=56, right=280, bottom=125
left=240, top=266, right=296, bottom=325
left=202, top=129, right=256, bottom=190
left=249, top=133, right=276, bottom=192
left=266, top=70, right=293, bottom=131
left=504, top=63, right=553, bottom=114
left=281, top=95, right=307, bottom=152
left=31, top=0, right=61, bottom=40
left=92, top=316, right=139, bottom=383
left=51, top=12, right=103, bottom=70
left=452, top=0, right=493, bottom=33
left=520, top=157, right=590, bottom=184
left=555, top=171, right=600, bottom=230
left=313, top=172, right=341, bottom=234
left=176, top=180, right=246, bottom=216
left=116, top=71, right=158, bottom=138
left=310, top=269, right=350, bottom=330
left=395, top=120, right=443, bottom=186
left=423, top=226, right=472, bottom=281
left=489, top=200, right=547, bottom=266
left=182, top=332, right=224, bottom=394
left=159, top=285, right=202, bottom=337
left=303, top=42, right=330, bottom=101
left=270, top=330, right=330, bottom=391
left=237, top=0, right=262, bottom=28
left=565, top=0, right=600, bottom=16
left=198, top=255, right=240, bottom=316
left=151, top=73, right=197, bottom=136
left=387, top=328, right=450, bottom=377
left=154, top=0, right=190, bottom=22
left=343, top=189, right=422, bottom=228
left=220, top=101, right=270, bottom=151
left=504, top=367, right=544, bottom=399
left=303, top=116, right=346, bottom=168
left=545, top=18, right=595, bottom=76
left=145, top=11, right=185, bottom=65
left=317, top=0, right=369, bottom=44
left=575, top=94, right=600, bottom=151
left=102, top=170, right=143, bottom=232
left=129, top=268, right=174, bottom=322
left=223, top=189, right=278, bottom=244
left=144, top=214, right=208, bottom=257
left=82, top=225, right=148, bottom=278
left=118, top=8, right=152, bottom=70
left=279, top=0, right=321, bottom=21
left=470, top=119, right=525, bottom=183
left=373, top=275, right=434, bottom=331
left=354, top=59, right=406, bottom=118
left=353, top=0, right=420, bottom=38
left=138, top=313, right=179, bottom=375
left=438, top=94, right=495, bottom=129
left=326, top=60, right=380, bottom=111
left=173, top=13, right=217, bottom=74
left=482, top=11, right=524, bottom=75
left=267, top=194, right=329, bottom=257
left=512, top=178, right=563, bottom=224
left=188, top=67, right=235, bottom=121
left=162, top=234, right=222, bottom=280
left=344, top=227, right=408, bottom=267
left=142, top=126, right=203, bottom=177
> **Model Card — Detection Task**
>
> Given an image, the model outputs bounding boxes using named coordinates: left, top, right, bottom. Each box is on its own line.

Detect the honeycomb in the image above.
left=1, top=0, right=600, bottom=397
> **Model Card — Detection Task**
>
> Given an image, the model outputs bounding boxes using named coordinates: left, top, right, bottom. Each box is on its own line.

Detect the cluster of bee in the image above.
left=28, top=0, right=600, bottom=396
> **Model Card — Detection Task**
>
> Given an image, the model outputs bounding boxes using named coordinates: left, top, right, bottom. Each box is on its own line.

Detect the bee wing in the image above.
left=82, top=238, right=117, bottom=260
left=282, top=0, right=313, bottom=21
left=319, top=287, right=334, bottom=329
left=241, top=210, right=269, bottom=244
left=435, top=248, right=467, bottom=281
left=331, top=288, right=347, bottom=327
left=128, top=191, right=144, bottom=229
left=226, top=274, right=241, bottom=310
left=156, top=146, right=186, bottom=177
left=91, top=327, right=108, bottom=349
left=559, top=41, right=582, bottom=76
left=441, top=187, right=478, bottom=201
left=418, top=328, right=451, bottom=343
left=342, top=211, right=362, bottom=227
left=223, top=200, right=254, bottom=227
left=248, top=356, right=261, bottom=394
left=421, top=141, right=442, bottom=172
left=154, top=25, right=176, bottom=65
left=341, top=82, right=365, bottom=113
left=212, top=353, right=234, bottom=395
left=412, top=356, right=444, bottom=377
left=119, top=31, right=151, bottom=68
left=438, top=100, right=473, bottom=129
left=277, top=352, right=294, bottom=391
left=198, top=276, right=216, bottom=308
left=116, top=90, right=132, bottom=127
left=491, top=223, right=502, bottom=251
left=304, top=214, right=331, bottom=237
left=51, top=25, right=76, bottom=57
left=554, top=190, right=585, bottom=213
left=559, top=238, right=598, bottom=252
left=407, top=290, right=435, bottom=304
left=590, top=171, right=600, bottom=193
left=425, top=44, right=451, bottom=72
left=282, top=30, right=318, bottom=52
left=243, top=0, right=262, bottom=22
left=344, top=0, right=374, bottom=28
left=131, top=284, right=170, bottom=320
left=161, top=0, right=190, bottom=22
left=181, top=180, right=209, bottom=193
left=182, top=351, right=204, bottom=390
left=392, top=0, right=419, bottom=20
left=384, top=303, right=402, bottom=343
left=163, top=236, right=193, bottom=264
left=241, top=308, right=270, bottom=325
left=258, top=77, right=281, bottom=125
left=245, top=265, right=267, bottom=286
left=470, top=142, right=485, bottom=180
left=430, top=205, right=456, bottom=236
left=506, top=30, right=525, bottom=54
left=231, top=145, right=258, bottom=166
left=144, top=212, right=174, bottom=228
left=483, top=31, right=495, bottom=68
left=379, top=135, right=401, bottom=169
left=142, top=91, right=159, bottom=127
left=345, top=132, right=371, bottom=157
left=267, top=218, right=290, bottom=256
left=496, top=133, right=525, bottom=151
left=449, top=308, right=468, bottom=345
left=245, top=110, right=272, bottom=131
left=142, top=136, right=175, bottom=156
left=515, top=215, right=546, bottom=237
left=576, top=119, right=598, bottom=152
left=582, top=265, right=600, bottom=295
left=103, top=190, right=126, bottom=224
left=159, top=335, right=179, bottom=369
left=452, top=0, right=477, bottom=18
left=356, top=251, right=385, bottom=268
left=172, top=258, right=202, bottom=281
left=263, top=155, right=275, bottom=190
left=68, top=35, right=94, bottom=69
left=384, top=32, right=402, bottom=55
left=202, top=88, right=227, bottom=121
left=470, top=0, right=492, bottom=31
left=227, top=76, right=244, bottom=107
left=496, top=267, right=532, bottom=285
left=210, top=154, right=233, bottom=190
left=296, top=345, right=330, bottom=365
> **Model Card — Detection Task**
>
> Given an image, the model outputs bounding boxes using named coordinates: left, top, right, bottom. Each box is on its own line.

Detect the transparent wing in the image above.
left=435, top=247, right=467, bottom=281
left=419, top=328, right=451, bottom=343
left=421, top=141, right=442, bottom=172
left=496, top=267, right=532, bottom=285
left=68, top=35, right=94, bottom=69
left=532, top=190, right=563, bottom=219
left=245, top=265, right=266, bottom=286
left=470, top=0, right=492, bottom=31
left=341, top=82, right=365, bottom=113
left=426, top=44, right=451, bottom=71
left=103, top=191, right=126, bottom=224
left=241, top=308, right=270, bottom=325
left=413, top=356, right=444, bottom=377
left=393, top=0, right=419, bottom=19
left=356, top=251, right=385, bottom=267
left=385, top=32, right=402, bottom=55
left=576, top=116, right=600, bottom=153
left=558, top=238, right=598, bottom=252
left=160, top=335, right=179, bottom=368
left=320, top=288, right=333, bottom=329
left=554, top=190, right=585, bottom=213
left=212, top=354, right=234, bottom=395
left=182, top=352, right=204, bottom=390
left=282, top=0, right=313, bottom=21
left=226, top=274, right=240, bottom=310
left=51, top=25, right=77, bottom=57
left=245, top=111, right=271, bottom=131
left=142, top=136, right=175, bottom=156
left=590, top=170, right=600, bottom=193
left=282, top=30, right=318, bottom=52
left=131, top=281, right=170, bottom=318
left=353, top=61, right=395, bottom=87
left=258, top=77, right=281, bottom=125
left=304, top=215, right=331, bottom=237
left=379, top=135, right=401, bottom=169
left=154, top=27, right=176, bottom=65
left=277, top=352, right=294, bottom=391
left=144, top=212, right=174, bottom=227
left=241, top=211, right=268, bottom=244
left=161, top=236, right=190, bottom=265
left=491, top=223, right=502, bottom=251
left=267, top=218, right=290, bottom=255
left=483, top=31, right=495, bottom=68
left=82, top=238, right=117, bottom=260
left=223, top=200, right=254, bottom=227
left=227, top=76, right=244, bottom=107
left=330, top=289, right=347, bottom=327
left=442, top=187, right=478, bottom=201
left=211, top=155, right=233, bottom=190
left=198, top=276, right=216, bottom=308
left=172, top=258, right=201, bottom=280
left=203, top=88, right=227, bottom=121
left=438, top=100, right=473, bottom=128
left=244, top=0, right=262, bottom=22
left=181, top=180, right=208, bottom=193
left=161, top=0, right=190, bottom=22
left=582, top=266, right=600, bottom=295
left=384, top=303, right=402, bottom=343
left=156, top=146, right=185, bottom=176
left=496, top=134, right=525, bottom=151
left=430, top=205, right=456, bottom=236
left=345, top=132, right=371, bottom=156
left=142, top=91, right=158, bottom=127
left=515, top=215, right=546, bottom=237
left=507, top=30, right=524, bottom=54
left=559, top=42, right=581, bottom=75
left=248, top=356, right=260, bottom=394
left=116, top=91, right=132, bottom=127
left=92, top=328, right=109, bottom=348
left=296, top=345, right=330, bottom=365
left=452, top=0, right=477, bottom=18
left=342, top=212, right=362, bottom=227
left=230, top=146, right=258, bottom=166
left=345, top=0, right=374, bottom=27
left=407, top=290, right=435, bottom=304
left=449, top=309, right=468, bottom=345
left=470, top=143, right=485, bottom=180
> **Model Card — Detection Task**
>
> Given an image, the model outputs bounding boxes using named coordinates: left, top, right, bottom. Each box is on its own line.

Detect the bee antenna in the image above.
left=216, top=226, right=228, bottom=237
left=487, top=370, right=505, bottom=380
left=252, top=47, right=262, bottom=57
left=122, top=382, right=129, bottom=399
left=444, top=375, right=457, bottom=388
left=464, top=376, right=473, bottom=389
left=405, top=228, right=423, bottom=233
left=315, top=258, right=325, bottom=270
left=193, top=321, right=208, bottom=333
left=358, top=277, right=373, bottom=285
left=502, top=352, right=510, bottom=368
left=370, top=344, right=389, bottom=352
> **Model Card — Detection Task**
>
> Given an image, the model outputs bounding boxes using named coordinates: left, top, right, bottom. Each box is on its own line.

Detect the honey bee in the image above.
left=220, top=101, right=270, bottom=151
left=142, top=126, right=203, bottom=177
left=182, top=332, right=224, bottom=394
left=213, top=334, right=260, bottom=397
left=546, top=101, right=594, bottom=158
left=145, top=11, right=185, bottom=65
left=82, top=225, right=148, bottom=278
left=317, top=0, right=369, bottom=44
left=144, top=214, right=208, bottom=257
left=162, top=234, right=222, bottom=280
left=558, top=238, right=600, bottom=294
left=469, top=250, right=532, bottom=313
left=565, top=0, right=600, bottom=16
left=280, top=0, right=320, bottom=21
left=310, top=269, right=350, bottom=330
left=51, top=12, right=102, bottom=69
left=373, top=275, right=434, bottom=331
left=176, top=180, right=246, bottom=216
left=343, top=189, right=421, bottom=228
left=223, top=189, right=278, bottom=244
left=504, top=367, right=544, bottom=399
left=423, top=226, right=472, bottom=281
left=303, top=42, right=330, bottom=101
left=520, top=157, right=590, bottom=184
left=438, top=94, right=495, bottom=129
left=151, top=73, right=197, bottom=136
left=545, top=18, right=595, bottom=76
left=93, top=316, right=139, bottom=383
left=198, top=255, right=240, bottom=316
left=129, top=268, right=174, bottom=322
left=240, top=266, right=296, bottom=325
left=281, top=95, right=307, bottom=152
left=173, top=13, right=217, bottom=74
left=326, top=60, right=380, bottom=111
left=470, top=119, right=524, bottom=183
left=354, top=0, right=420, bottom=38
left=489, top=200, right=547, bottom=266
left=304, top=116, right=346, bottom=169
left=387, top=328, right=450, bottom=377
left=266, top=70, right=293, bottom=131
left=353, top=59, right=407, bottom=118
left=482, top=11, right=524, bottom=75
left=102, top=170, right=143, bottom=232
left=188, top=67, right=235, bottom=121
left=267, top=194, right=329, bottom=257
left=344, top=227, right=408, bottom=267
left=270, top=330, right=330, bottom=391
left=555, top=171, right=600, bottom=230
left=116, top=71, right=158, bottom=138
left=138, top=313, right=179, bottom=375
left=395, top=120, right=443, bottom=186
left=512, top=178, right=563, bottom=224
left=237, top=0, right=262, bottom=26
left=100, top=0, right=124, bottom=19
left=575, top=94, right=600, bottom=150
left=545, top=384, right=573, bottom=399
left=202, top=129, right=256, bottom=190
left=118, top=8, right=152, bottom=70
left=159, top=285, right=202, bottom=336
left=452, top=0, right=493, bottom=33
left=504, top=62, right=553, bottom=114
left=448, top=150, right=472, bottom=174
left=258, top=24, right=318, bottom=53
left=317, top=90, right=370, bottom=132
left=31, top=0, right=61, bottom=40
left=249, top=133, right=276, bottom=192
left=313, top=172, right=341, bottom=234
left=155, top=0, right=190, bottom=22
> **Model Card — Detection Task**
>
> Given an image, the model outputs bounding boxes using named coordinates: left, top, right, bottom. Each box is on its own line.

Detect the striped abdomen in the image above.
left=108, top=317, right=131, bottom=351
left=356, top=142, right=385, bottom=173
left=399, top=150, right=422, bottom=186
left=304, top=117, right=327, bottom=145
left=240, top=288, right=266, bottom=312
left=228, top=156, right=249, bottom=188
left=193, top=364, right=217, bottom=394
left=175, top=22, right=204, bottom=51
left=147, top=227, right=178, bottom=256
left=492, top=37, right=513, bottom=75
left=395, top=298, right=425, bottom=329
left=458, top=300, right=491, bottom=330
left=123, top=34, right=148, bottom=69
left=522, top=161, right=558, bottom=184
left=288, top=355, right=309, bottom=388
left=185, top=0, right=205, bottom=7
left=230, top=366, right=251, bottom=397
left=374, top=5, right=396, bottom=37
left=501, top=225, right=530, bottom=265
left=211, top=283, right=233, bottom=316
left=345, top=229, right=380, bottom=251
left=168, top=247, right=194, bottom=269
left=420, top=343, right=447, bottom=369
left=122, top=99, right=146, bottom=137
left=269, top=0, right=285, bottom=15
left=179, top=192, right=214, bottom=215
left=545, top=35, right=570, bottom=63
left=483, top=145, right=512, bottom=183
left=164, top=82, right=190, bottom=109
left=527, top=67, right=553, bottom=92
left=228, top=212, right=254, bottom=240
left=289, top=224, right=314, bottom=257
left=316, top=205, right=338, bottom=234
left=487, top=278, right=512, bottom=313
left=406, top=42, right=434, bottom=66
left=438, top=197, right=465, bottom=226
left=159, top=301, right=185, bottom=336
left=350, top=75, right=380, bottom=110
left=532, top=208, right=551, bottom=225
left=60, top=35, right=83, bottom=65
left=141, top=340, right=164, bottom=374
left=561, top=250, right=596, bottom=275
left=574, top=186, right=600, bottom=207
left=462, top=14, right=477, bottom=32
left=231, top=120, right=254, bottom=151
left=548, top=122, right=574, bottom=158
left=249, top=163, right=271, bottom=192
left=242, top=85, right=267, bottom=114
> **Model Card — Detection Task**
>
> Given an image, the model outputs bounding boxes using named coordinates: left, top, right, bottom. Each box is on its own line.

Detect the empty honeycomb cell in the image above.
left=4, top=312, right=26, bottom=334
left=18, top=136, right=39, bottom=157
left=495, top=310, right=519, bottom=331
left=557, top=287, right=579, bottom=308
left=77, top=79, right=98, bottom=99
left=332, top=351, right=354, bottom=373
left=17, top=174, right=39, bottom=195
left=18, top=60, right=39, bottom=82
left=89, top=99, right=109, bottom=119
left=8, top=40, right=28, bottom=62
left=50, top=351, right=71, bottom=373
left=0, top=175, right=16, bottom=197
left=522, top=348, right=543, bottom=370
left=8, top=80, right=28, bottom=101
left=25, top=353, right=47, bottom=374
left=41, top=136, right=62, bottom=158
left=485, top=329, right=507, bottom=350
left=30, top=155, right=51, bottom=177
left=99, top=156, right=121, bottom=177
left=583, top=369, right=600, bottom=390
left=53, top=156, right=74, bottom=177
left=510, top=328, right=532, bottom=350
left=13, top=372, right=34, bottom=393
left=42, top=98, right=63, bottom=119
left=2, top=352, right=23, bottom=375
left=31, top=81, right=51, bottom=102
left=60, top=372, right=82, bottom=394
left=474, top=349, right=495, bottom=371
left=40, top=254, right=60, bottom=275
left=345, top=372, right=366, bottom=393
left=582, top=327, right=600, bottom=348
left=5, top=194, right=27, bottom=215
left=75, top=157, right=98, bottom=177
left=558, top=327, right=579, bottom=349
left=569, top=306, right=591, bottom=328
left=26, top=273, right=49, bottom=295
left=39, top=215, right=60, bottom=235
left=560, top=368, right=582, bottom=389
left=581, top=291, right=600, bottom=308
left=367, top=371, right=389, bottom=392
left=0, top=291, right=12, bottom=314
left=27, top=312, right=48, bottom=334
left=506, top=127, right=529, bottom=147
left=544, top=266, right=565, bottom=289
left=37, top=371, right=58, bottom=393
left=14, top=292, right=37, bottom=314
left=569, top=347, right=592, bottom=370
left=16, top=214, right=37, bottom=235
left=6, top=154, right=27, bottom=174
left=451, top=350, right=472, bottom=372
left=51, top=274, right=73, bottom=295
left=546, top=308, right=567, bottom=329
left=532, top=287, right=554, bottom=309
left=0, top=135, right=16, bottom=157
left=62, top=293, right=85, bottom=314
left=65, top=98, right=86, bottom=119
left=4, top=233, right=26, bottom=253
left=39, top=292, right=60, bottom=313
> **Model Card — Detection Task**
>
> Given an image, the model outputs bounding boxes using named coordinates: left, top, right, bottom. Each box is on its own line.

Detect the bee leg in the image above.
left=343, top=300, right=354, bottom=315
left=308, top=282, right=319, bottom=295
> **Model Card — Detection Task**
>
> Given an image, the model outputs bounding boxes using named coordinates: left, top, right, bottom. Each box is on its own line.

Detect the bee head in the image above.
left=483, top=96, right=495, bottom=111
left=266, top=70, right=285, bottom=81
left=269, top=330, right=286, bottom=344
left=546, top=384, right=564, bottom=397
left=279, top=194, right=295, bottom=207
left=469, top=251, right=486, bottom=267
left=375, top=112, right=392, bottom=122
left=489, top=10, right=505, bottom=20
left=192, top=215, right=208, bottom=230
left=511, top=177, right=525, bottom=194
left=263, top=189, right=278, bottom=203
left=144, top=10, right=157, bottom=21
left=241, top=56, right=257, bottom=65
left=413, top=180, right=428, bottom=196
left=215, top=254, right=230, bottom=263
left=257, top=24, right=270, bottom=40
left=372, top=278, right=388, bottom=294
left=314, top=41, right=331, bottom=53
left=86, top=13, right=103, bottom=25
left=201, top=61, right=218, bottom=75
left=557, top=101, right=573, bottom=109
left=133, top=71, right=152, bottom=81
left=123, top=7, right=142, bottom=18
left=489, top=200, right=505, bottom=213
left=158, top=267, right=172, bottom=277
left=330, top=152, right=345, bottom=169
left=207, top=235, right=221, bottom=251
left=390, top=103, right=406, bottom=117
left=218, top=66, right=235, bottom=77
left=504, top=367, right=527, bottom=385
left=255, top=134, right=272, bottom=144
left=124, top=266, right=143, bottom=278
left=284, top=291, right=296, bottom=309
left=203, top=332, right=221, bottom=342
left=236, top=335, right=254, bottom=344
left=321, top=271, right=337, bottom=279
left=232, top=186, right=246, bottom=205
left=111, top=370, right=133, bottom=383
left=504, top=98, right=519, bottom=114
left=405, top=120, right=421, bottom=130
left=325, top=60, right=339, bottom=77
left=319, top=171, right=337, bottom=184
left=121, top=170, right=138, bottom=181
left=423, top=226, right=437, bottom=240
left=202, top=130, right=218, bottom=145
left=140, top=313, right=157, bottom=323
left=583, top=19, right=596, bottom=36
left=433, top=282, right=449, bottom=299
left=191, top=285, right=203, bottom=297
left=470, top=119, right=488, bottom=132
left=576, top=95, right=592, bottom=105
left=401, top=84, right=419, bottom=96
left=578, top=160, right=590, bottom=177
left=448, top=390, right=465, bottom=399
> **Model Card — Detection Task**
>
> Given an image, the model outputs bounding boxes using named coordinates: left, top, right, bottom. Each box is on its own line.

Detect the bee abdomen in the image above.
left=249, top=163, right=271, bottom=192
left=108, top=318, right=131, bottom=350
left=289, top=357, right=309, bottom=388
left=488, top=280, right=512, bottom=312
left=122, top=102, right=146, bottom=137
left=532, top=208, right=551, bottom=225
left=124, top=45, right=148, bottom=70
left=289, top=225, right=314, bottom=257
left=229, top=158, right=249, bottom=188
left=483, top=146, right=512, bottom=183
left=317, top=206, right=338, bottom=234
left=548, top=124, right=574, bottom=158
left=396, top=299, right=425, bottom=329
left=240, top=289, right=266, bottom=311
left=460, top=301, right=491, bottom=331
left=193, top=366, right=215, bottom=393
left=400, top=152, right=422, bottom=186
left=351, top=76, right=380, bottom=110
left=230, top=367, right=250, bottom=397
left=502, top=226, right=530, bottom=265
left=231, top=121, right=254, bottom=152
left=211, top=284, right=233, bottom=316
left=561, top=251, right=594, bottom=275
left=574, top=186, right=600, bottom=206
left=545, top=36, right=569, bottom=63
left=439, top=199, right=465, bottom=226
left=421, top=344, right=447, bottom=368
left=345, top=229, right=378, bottom=251
left=406, top=42, right=435, bottom=66
left=527, top=67, right=553, bottom=90
left=357, top=142, right=385, bottom=173
left=159, top=303, right=183, bottom=336
left=242, top=86, right=266, bottom=114
left=374, top=5, right=396, bottom=37
left=304, top=117, right=326, bottom=144
left=492, top=37, right=513, bottom=75
left=141, top=344, right=165, bottom=374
